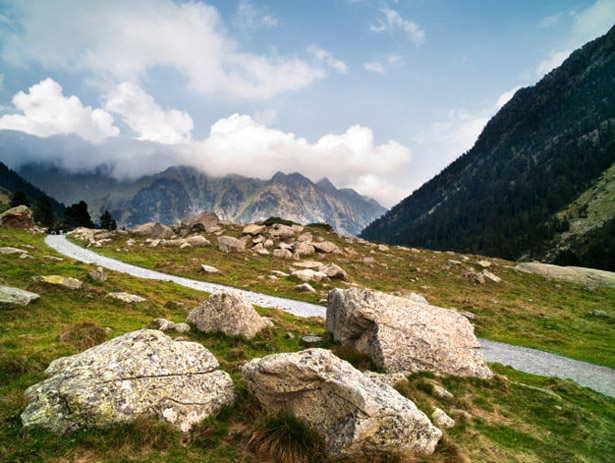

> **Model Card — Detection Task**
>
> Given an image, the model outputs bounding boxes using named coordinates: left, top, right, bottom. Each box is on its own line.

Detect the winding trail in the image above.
left=46, top=235, right=615, bottom=397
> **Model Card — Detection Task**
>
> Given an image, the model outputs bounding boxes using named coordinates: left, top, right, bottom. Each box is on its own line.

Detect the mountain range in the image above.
left=18, top=164, right=385, bottom=236
left=361, top=24, right=615, bottom=271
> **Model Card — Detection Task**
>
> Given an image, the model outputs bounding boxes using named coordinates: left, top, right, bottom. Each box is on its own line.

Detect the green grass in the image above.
left=76, top=223, right=615, bottom=368
left=2, top=227, right=615, bottom=463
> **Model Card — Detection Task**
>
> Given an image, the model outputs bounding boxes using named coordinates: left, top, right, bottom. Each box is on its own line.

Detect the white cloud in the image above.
left=104, top=82, right=193, bottom=144
left=307, top=46, right=348, bottom=74
left=540, top=12, right=563, bottom=28
left=252, top=109, right=277, bottom=126
left=536, top=0, right=615, bottom=76
left=495, top=86, right=521, bottom=109
left=344, top=175, right=408, bottom=208
left=364, top=62, right=385, bottom=74
left=236, top=0, right=278, bottom=30
left=191, top=114, right=411, bottom=204
left=371, top=8, right=426, bottom=45
left=0, top=78, right=118, bottom=142
left=0, top=0, right=323, bottom=99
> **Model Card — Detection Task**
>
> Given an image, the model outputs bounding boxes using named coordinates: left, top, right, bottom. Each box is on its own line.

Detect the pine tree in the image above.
left=10, top=191, right=30, bottom=208
left=100, top=210, right=114, bottom=230
left=64, top=201, right=95, bottom=229
left=34, top=196, right=55, bottom=227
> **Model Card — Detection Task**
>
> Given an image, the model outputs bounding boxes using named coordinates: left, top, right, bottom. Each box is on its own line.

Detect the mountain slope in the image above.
left=20, top=165, right=386, bottom=235
left=361, top=24, right=615, bottom=269
left=0, top=160, right=65, bottom=217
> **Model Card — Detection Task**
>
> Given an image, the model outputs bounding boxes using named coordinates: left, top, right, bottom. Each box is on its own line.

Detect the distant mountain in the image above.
left=20, top=165, right=386, bottom=235
left=361, top=24, right=615, bottom=270
left=0, top=160, right=65, bottom=218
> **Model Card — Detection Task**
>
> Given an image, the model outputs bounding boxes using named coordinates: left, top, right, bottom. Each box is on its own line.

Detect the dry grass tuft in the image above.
left=59, top=321, right=108, bottom=350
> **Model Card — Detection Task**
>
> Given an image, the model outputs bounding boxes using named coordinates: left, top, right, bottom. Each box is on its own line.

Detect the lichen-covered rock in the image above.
left=21, top=330, right=235, bottom=434
left=322, top=263, right=348, bottom=280
left=217, top=236, right=245, bottom=253
left=153, top=318, right=191, bottom=333
left=242, top=224, right=265, bottom=236
left=0, top=205, right=34, bottom=229
left=32, top=275, right=83, bottom=290
left=0, top=286, right=40, bottom=306
left=186, top=291, right=272, bottom=339
left=473, top=270, right=501, bottom=284
left=431, top=408, right=455, bottom=429
left=312, top=241, right=339, bottom=254
left=326, top=288, right=492, bottom=379
left=242, top=348, right=441, bottom=458
left=87, top=266, right=107, bottom=282
left=180, top=211, right=221, bottom=233
left=268, top=224, right=295, bottom=240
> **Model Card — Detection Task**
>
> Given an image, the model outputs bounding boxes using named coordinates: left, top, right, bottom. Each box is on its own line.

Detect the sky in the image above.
left=0, top=0, right=614, bottom=207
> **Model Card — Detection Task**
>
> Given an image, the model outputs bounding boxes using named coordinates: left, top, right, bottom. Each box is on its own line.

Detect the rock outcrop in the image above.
left=21, top=330, right=235, bottom=433
left=0, top=286, right=40, bottom=306
left=131, top=222, right=174, bottom=239
left=217, top=236, right=245, bottom=253
left=186, top=291, right=272, bottom=339
left=242, top=348, right=441, bottom=458
left=179, top=211, right=221, bottom=233
left=326, top=288, right=492, bottom=379
left=0, top=205, right=34, bottom=229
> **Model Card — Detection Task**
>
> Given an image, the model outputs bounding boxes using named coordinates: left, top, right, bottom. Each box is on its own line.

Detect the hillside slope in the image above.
left=20, top=165, right=385, bottom=235
left=0, top=160, right=65, bottom=217
left=361, top=24, right=615, bottom=269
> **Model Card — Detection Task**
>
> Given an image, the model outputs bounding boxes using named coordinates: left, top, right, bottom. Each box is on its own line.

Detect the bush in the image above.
left=306, top=222, right=333, bottom=232
left=261, top=217, right=299, bottom=227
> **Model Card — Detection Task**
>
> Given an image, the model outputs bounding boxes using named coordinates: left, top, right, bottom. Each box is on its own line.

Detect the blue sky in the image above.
left=0, top=0, right=614, bottom=206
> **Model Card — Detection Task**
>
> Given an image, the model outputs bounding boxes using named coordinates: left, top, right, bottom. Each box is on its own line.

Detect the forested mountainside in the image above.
left=20, top=165, right=385, bottom=236
left=361, top=24, right=615, bottom=270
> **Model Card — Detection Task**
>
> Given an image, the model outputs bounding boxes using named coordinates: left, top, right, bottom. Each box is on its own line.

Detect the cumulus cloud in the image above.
left=236, top=0, right=278, bottom=30
left=0, top=78, right=118, bottom=142
left=363, top=54, right=404, bottom=74
left=371, top=8, right=426, bottom=45
left=540, top=12, right=563, bottom=28
left=104, top=82, right=193, bottom=144
left=252, top=109, right=277, bottom=126
left=307, top=46, right=348, bottom=74
left=0, top=0, right=323, bottom=99
left=344, top=175, right=409, bottom=208
left=536, top=0, right=615, bottom=76
left=364, top=62, right=385, bottom=74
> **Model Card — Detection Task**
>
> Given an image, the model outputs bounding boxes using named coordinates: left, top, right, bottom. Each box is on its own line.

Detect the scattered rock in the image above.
left=241, top=348, right=442, bottom=458
left=326, top=288, right=493, bottom=379
left=301, top=335, right=323, bottom=343
left=1, top=246, right=28, bottom=255
left=107, top=292, right=147, bottom=303
left=0, top=205, right=34, bottom=229
left=87, top=266, right=107, bottom=282
left=292, top=269, right=328, bottom=283
left=292, top=242, right=316, bottom=258
left=296, top=232, right=313, bottom=243
left=312, top=241, right=339, bottom=254
left=283, top=332, right=295, bottom=340
left=186, top=291, right=272, bottom=339
left=217, top=236, right=245, bottom=253
left=0, top=286, right=40, bottom=306
left=270, top=270, right=289, bottom=277
left=242, top=224, right=265, bottom=236
left=184, top=235, right=210, bottom=247
left=431, top=408, right=455, bottom=429
left=322, top=263, right=348, bottom=280
left=131, top=222, right=174, bottom=239
left=33, top=275, right=83, bottom=290
left=363, top=257, right=376, bottom=264
left=200, top=264, right=220, bottom=274
left=449, top=409, right=473, bottom=421
left=293, top=260, right=324, bottom=269
left=378, top=244, right=389, bottom=252
left=21, top=329, right=235, bottom=434
left=268, top=224, right=295, bottom=240
left=179, top=211, right=221, bottom=233
left=432, top=385, right=454, bottom=400
left=459, top=311, right=476, bottom=320
left=476, top=260, right=492, bottom=269
left=292, top=283, right=316, bottom=293
left=272, top=248, right=293, bottom=259
left=153, top=318, right=191, bottom=333
left=44, top=255, right=64, bottom=261
left=588, top=310, right=610, bottom=319
left=473, top=270, right=501, bottom=284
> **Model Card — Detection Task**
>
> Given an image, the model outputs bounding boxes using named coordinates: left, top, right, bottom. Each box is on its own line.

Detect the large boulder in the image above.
left=21, top=330, right=235, bottom=433
left=0, top=286, right=40, bottom=306
left=0, top=205, right=34, bottom=229
left=242, top=224, right=265, bottom=236
left=180, top=211, right=221, bottom=233
left=186, top=291, right=272, bottom=339
left=312, top=241, right=339, bottom=254
left=242, top=348, right=441, bottom=458
left=131, top=222, right=174, bottom=239
left=326, top=288, right=492, bottom=379
left=217, top=236, right=245, bottom=253
left=268, top=224, right=295, bottom=240
left=32, top=275, right=83, bottom=290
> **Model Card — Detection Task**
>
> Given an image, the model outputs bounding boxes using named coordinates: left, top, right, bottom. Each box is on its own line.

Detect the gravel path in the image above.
left=46, top=235, right=615, bottom=397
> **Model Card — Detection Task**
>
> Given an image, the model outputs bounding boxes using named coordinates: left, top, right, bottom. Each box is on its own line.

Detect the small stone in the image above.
left=588, top=310, right=610, bottom=318
left=293, top=283, right=316, bottom=293
left=284, top=332, right=295, bottom=340
left=200, top=264, right=220, bottom=274
left=431, top=408, right=455, bottom=429
left=432, top=385, right=454, bottom=399
left=107, top=292, right=147, bottom=303
left=301, top=335, right=323, bottom=343
left=32, top=275, right=83, bottom=290
left=88, top=266, right=107, bottom=282
left=0, top=286, right=40, bottom=306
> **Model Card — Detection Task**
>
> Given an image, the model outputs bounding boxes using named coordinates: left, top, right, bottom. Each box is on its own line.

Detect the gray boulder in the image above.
left=326, top=288, right=492, bottom=379
left=186, top=291, right=272, bottom=339
left=87, top=266, right=108, bottom=282
left=32, top=275, right=83, bottom=290
left=268, top=224, right=295, bottom=240
left=131, top=222, right=174, bottom=239
left=322, top=263, right=348, bottom=280
left=312, top=241, right=339, bottom=254
left=242, top=224, right=265, bottom=236
left=21, top=330, right=235, bottom=433
left=183, top=235, right=211, bottom=247
left=180, top=211, right=221, bottom=233
left=0, top=286, right=40, bottom=306
left=242, top=348, right=441, bottom=458
left=107, top=292, right=147, bottom=303
left=217, top=236, right=245, bottom=253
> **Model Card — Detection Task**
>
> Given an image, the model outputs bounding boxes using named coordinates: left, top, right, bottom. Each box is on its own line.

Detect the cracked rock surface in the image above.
left=326, top=288, right=492, bottom=379
left=242, top=348, right=441, bottom=458
left=21, top=329, right=235, bottom=433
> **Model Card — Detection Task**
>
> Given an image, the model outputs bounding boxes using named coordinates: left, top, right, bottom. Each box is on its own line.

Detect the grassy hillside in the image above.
left=76, top=222, right=615, bottom=369
left=2, top=227, right=614, bottom=463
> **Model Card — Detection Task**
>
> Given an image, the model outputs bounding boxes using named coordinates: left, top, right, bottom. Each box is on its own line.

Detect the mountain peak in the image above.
left=316, top=177, right=337, bottom=193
